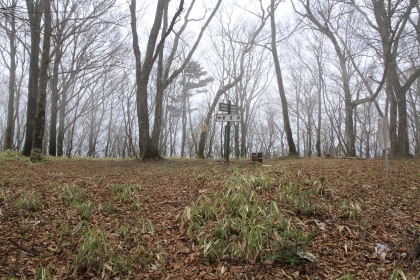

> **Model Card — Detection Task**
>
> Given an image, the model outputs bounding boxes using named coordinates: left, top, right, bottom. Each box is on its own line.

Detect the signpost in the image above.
left=216, top=100, right=240, bottom=162
left=377, top=117, right=390, bottom=185
left=216, top=114, right=241, bottom=122
left=219, top=103, right=239, bottom=114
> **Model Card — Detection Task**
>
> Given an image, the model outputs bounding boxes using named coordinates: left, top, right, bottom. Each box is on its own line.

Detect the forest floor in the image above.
left=0, top=153, right=419, bottom=279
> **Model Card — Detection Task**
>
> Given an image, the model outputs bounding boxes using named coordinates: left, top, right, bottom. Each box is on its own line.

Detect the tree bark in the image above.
left=48, top=42, right=61, bottom=156
left=316, top=54, right=322, bottom=157
left=30, top=0, right=51, bottom=162
left=4, top=3, right=17, bottom=150
left=48, top=10, right=63, bottom=156
left=57, top=88, right=66, bottom=156
left=22, top=0, right=43, bottom=156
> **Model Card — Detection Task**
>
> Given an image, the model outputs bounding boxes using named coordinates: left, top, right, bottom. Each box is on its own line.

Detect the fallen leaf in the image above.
left=315, top=220, right=326, bottom=231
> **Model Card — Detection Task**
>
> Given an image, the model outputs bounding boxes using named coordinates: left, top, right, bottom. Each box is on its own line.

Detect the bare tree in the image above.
left=287, top=32, right=327, bottom=157
left=48, top=0, right=120, bottom=156
left=292, top=0, right=393, bottom=156
left=21, top=0, right=44, bottom=156
left=197, top=4, right=270, bottom=158
left=350, top=0, right=420, bottom=157
left=1, top=0, right=17, bottom=150
left=30, top=0, right=51, bottom=162
left=178, top=61, right=213, bottom=157
left=130, top=0, right=181, bottom=159
left=130, top=0, right=223, bottom=160
left=235, top=46, right=273, bottom=158
left=270, top=0, right=298, bottom=156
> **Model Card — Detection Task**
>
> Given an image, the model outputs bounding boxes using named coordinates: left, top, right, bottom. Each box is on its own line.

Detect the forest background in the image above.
left=0, top=0, right=419, bottom=160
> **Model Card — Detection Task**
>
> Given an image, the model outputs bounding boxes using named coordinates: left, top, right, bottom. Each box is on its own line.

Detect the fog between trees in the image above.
left=0, top=0, right=419, bottom=160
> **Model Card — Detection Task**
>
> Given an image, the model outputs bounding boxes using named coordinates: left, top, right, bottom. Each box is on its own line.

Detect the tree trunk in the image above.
left=197, top=97, right=222, bottom=159
left=22, top=0, right=43, bottom=156
left=196, top=69, right=248, bottom=159
left=270, top=0, right=298, bottom=156
left=413, top=77, right=420, bottom=156
left=30, top=0, right=51, bottom=162
left=149, top=0, right=221, bottom=158
left=105, top=101, right=114, bottom=157
left=240, top=119, right=247, bottom=157
left=56, top=88, right=66, bottom=157
left=369, top=0, right=419, bottom=157
left=151, top=1, right=169, bottom=156
left=181, top=77, right=187, bottom=157
left=48, top=31, right=62, bottom=156
left=4, top=5, right=17, bottom=150
left=130, top=0, right=165, bottom=159
left=316, top=55, right=322, bottom=157
left=396, top=86, right=410, bottom=156
left=234, top=124, right=240, bottom=159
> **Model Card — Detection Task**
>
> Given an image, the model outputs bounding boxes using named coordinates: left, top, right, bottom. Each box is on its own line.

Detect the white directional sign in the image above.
left=219, top=103, right=239, bottom=113
left=216, top=114, right=241, bottom=122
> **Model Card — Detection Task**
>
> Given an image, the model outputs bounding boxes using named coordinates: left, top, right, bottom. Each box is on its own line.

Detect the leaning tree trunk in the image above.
left=196, top=74, right=247, bottom=159
left=269, top=0, right=298, bottom=156
left=197, top=97, right=222, bottom=159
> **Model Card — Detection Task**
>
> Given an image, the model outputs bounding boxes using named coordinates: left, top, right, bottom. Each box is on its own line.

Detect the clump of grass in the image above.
left=35, top=267, right=52, bottom=280
left=295, top=190, right=318, bottom=216
left=226, top=173, right=275, bottom=192
left=340, top=199, right=362, bottom=220
left=75, top=226, right=111, bottom=271
left=130, top=200, right=142, bottom=212
left=1, top=177, right=12, bottom=187
left=15, top=190, right=42, bottom=212
left=75, top=223, right=131, bottom=275
left=390, top=268, right=408, bottom=280
left=0, top=150, right=23, bottom=160
left=73, top=219, right=158, bottom=276
left=0, top=190, right=9, bottom=203
left=105, top=203, right=117, bottom=214
left=72, top=200, right=95, bottom=220
left=108, top=183, right=141, bottom=202
left=138, top=217, right=155, bottom=235
left=181, top=173, right=310, bottom=265
left=339, top=274, right=354, bottom=280
left=118, top=224, right=130, bottom=237
left=277, top=181, right=300, bottom=204
left=276, top=180, right=321, bottom=216
left=53, top=183, right=87, bottom=203
left=53, top=183, right=95, bottom=220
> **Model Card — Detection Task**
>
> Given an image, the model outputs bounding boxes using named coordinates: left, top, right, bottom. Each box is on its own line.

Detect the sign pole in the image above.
left=217, top=100, right=240, bottom=162
left=224, top=100, right=231, bottom=162
left=378, top=117, right=390, bottom=186
left=383, top=117, right=389, bottom=185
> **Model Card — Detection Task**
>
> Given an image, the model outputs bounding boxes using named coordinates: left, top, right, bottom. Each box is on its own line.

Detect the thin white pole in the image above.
left=383, top=117, right=389, bottom=186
